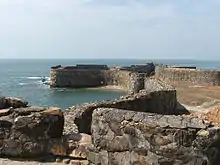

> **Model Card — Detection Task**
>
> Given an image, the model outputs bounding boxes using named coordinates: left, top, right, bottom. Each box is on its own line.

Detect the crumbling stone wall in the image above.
left=50, top=68, right=106, bottom=88
left=155, top=66, right=220, bottom=86
left=50, top=64, right=153, bottom=92
left=88, top=108, right=220, bottom=165
left=64, top=80, right=177, bottom=135
left=102, top=69, right=132, bottom=91
left=102, top=69, right=145, bottom=92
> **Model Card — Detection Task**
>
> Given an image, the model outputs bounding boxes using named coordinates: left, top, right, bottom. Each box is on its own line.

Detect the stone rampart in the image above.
left=155, top=66, right=220, bottom=86
left=50, top=63, right=155, bottom=92
left=50, top=68, right=106, bottom=88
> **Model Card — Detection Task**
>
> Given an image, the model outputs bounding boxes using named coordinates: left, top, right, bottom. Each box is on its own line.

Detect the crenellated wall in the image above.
left=155, top=66, right=220, bottom=86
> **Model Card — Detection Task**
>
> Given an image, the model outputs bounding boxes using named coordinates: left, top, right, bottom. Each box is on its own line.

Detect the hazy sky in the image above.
left=0, top=0, right=219, bottom=59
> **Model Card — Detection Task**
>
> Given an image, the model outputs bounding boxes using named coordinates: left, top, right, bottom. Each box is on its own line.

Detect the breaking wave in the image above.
left=26, top=76, right=43, bottom=80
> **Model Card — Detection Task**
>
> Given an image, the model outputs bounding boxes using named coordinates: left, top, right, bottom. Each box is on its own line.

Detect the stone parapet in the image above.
left=155, top=66, right=220, bottom=86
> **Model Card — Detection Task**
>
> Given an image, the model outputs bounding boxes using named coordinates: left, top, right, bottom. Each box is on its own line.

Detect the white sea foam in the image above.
left=19, top=83, right=27, bottom=86
left=26, top=76, right=42, bottom=80
left=25, top=76, right=50, bottom=80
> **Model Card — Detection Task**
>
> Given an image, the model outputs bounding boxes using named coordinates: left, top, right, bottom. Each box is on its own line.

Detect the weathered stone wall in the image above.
left=64, top=81, right=177, bottom=135
left=50, top=63, right=154, bottom=92
left=89, top=108, right=220, bottom=165
left=120, top=62, right=155, bottom=74
left=155, top=66, right=220, bottom=86
left=50, top=68, right=106, bottom=88
left=102, top=69, right=132, bottom=90
left=102, top=69, right=145, bottom=92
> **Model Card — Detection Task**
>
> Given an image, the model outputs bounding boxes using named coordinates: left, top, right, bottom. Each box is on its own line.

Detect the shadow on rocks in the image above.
left=176, top=102, right=190, bottom=115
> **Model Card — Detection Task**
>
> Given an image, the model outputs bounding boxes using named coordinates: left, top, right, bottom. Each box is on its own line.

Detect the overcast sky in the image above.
left=0, top=0, right=219, bottom=59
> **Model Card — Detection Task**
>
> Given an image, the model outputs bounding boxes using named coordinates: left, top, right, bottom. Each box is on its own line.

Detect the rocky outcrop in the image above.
left=0, top=97, right=28, bottom=109
left=89, top=108, right=220, bottom=165
left=0, top=106, right=64, bottom=158
left=64, top=84, right=177, bottom=135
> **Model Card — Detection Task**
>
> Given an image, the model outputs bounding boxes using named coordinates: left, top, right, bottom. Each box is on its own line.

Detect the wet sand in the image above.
left=87, top=85, right=128, bottom=92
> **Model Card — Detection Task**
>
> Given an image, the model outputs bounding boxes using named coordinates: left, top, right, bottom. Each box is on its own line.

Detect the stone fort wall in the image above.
left=155, top=65, right=220, bottom=86
left=50, top=63, right=155, bottom=92
left=50, top=64, right=220, bottom=92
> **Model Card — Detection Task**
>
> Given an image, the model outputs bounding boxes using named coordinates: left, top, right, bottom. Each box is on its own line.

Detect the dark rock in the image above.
left=88, top=108, right=219, bottom=165
left=51, top=65, right=62, bottom=69
left=0, top=106, right=64, bottom=158
left=0, top=97, right=5, bottom=109
left=3, top=97, right=28, bottom=109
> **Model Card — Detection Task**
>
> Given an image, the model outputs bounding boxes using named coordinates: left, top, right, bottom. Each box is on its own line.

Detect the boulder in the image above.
left=0, top=106, right=64, bottom=158
left=89, top=108, right=220, bottom=165
left=3, top=97, right=28, bottom=109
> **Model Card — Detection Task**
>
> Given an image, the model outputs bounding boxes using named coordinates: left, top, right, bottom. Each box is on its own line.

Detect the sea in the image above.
left=0, top=59, right=219, bottom=109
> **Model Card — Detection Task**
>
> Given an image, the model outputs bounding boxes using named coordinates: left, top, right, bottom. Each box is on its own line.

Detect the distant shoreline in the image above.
left=86, top=85, right=128, bottom=92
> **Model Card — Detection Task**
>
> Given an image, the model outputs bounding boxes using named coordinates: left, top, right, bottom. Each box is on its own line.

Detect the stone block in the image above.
left=0, top=106, right=64, bottom=158
left=88, top=108, right=220, bottom=165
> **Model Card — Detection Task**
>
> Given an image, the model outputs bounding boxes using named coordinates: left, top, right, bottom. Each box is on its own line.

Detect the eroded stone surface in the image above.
left=0, top=106, right=64, bottom=158
left=89, top=108, right=220, bottom=165
left=64, top=86, right=177, bottom=134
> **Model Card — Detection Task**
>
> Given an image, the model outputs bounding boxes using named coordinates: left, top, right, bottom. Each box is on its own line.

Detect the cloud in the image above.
left=0, top=0, right=219, bottom=59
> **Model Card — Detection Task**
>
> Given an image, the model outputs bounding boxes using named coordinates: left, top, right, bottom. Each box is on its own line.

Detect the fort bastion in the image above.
left=50, top=63, right=155, bottom=93
left=50, top=63, right=220, bottom=93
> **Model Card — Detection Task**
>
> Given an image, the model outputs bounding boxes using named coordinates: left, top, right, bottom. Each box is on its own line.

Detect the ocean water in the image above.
left=0, top=59, right=219, bottom=109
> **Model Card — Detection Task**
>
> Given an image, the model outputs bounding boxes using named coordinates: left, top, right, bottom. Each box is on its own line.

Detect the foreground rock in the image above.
left=89, top=108, right=220, bottom=165
left=0, top=106, right=64, bottom=158
left=64, top=81, right=177, bottom=134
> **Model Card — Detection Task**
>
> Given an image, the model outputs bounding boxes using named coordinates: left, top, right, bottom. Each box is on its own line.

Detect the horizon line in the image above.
left=0, top=58, right=219, bottom=61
